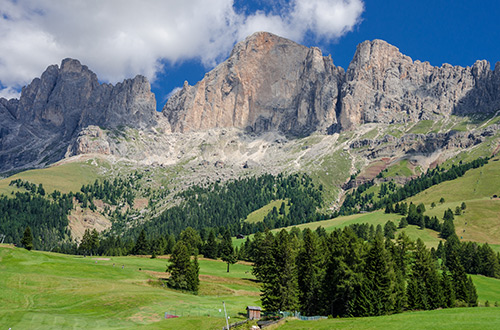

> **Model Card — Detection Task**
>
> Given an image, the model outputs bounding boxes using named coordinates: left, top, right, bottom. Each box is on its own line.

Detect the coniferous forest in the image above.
left=249, top=227, right=480, bottom=316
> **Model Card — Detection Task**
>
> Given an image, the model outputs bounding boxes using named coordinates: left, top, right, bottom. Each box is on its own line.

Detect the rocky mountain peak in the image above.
left=0, top=58, right=160, bottom=173
left=163, top=31, right=344, bottom=135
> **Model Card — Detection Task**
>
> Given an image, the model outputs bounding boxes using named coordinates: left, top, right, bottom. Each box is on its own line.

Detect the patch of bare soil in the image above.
left=358, top=158, right=391, bottom=180
left=68, top=207, right=112, bottom=242
left=134, top=198, right=149, bottom=210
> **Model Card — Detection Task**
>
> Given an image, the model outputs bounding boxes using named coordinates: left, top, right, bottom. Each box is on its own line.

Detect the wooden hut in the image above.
left=246, top=306, right=262, bottom=320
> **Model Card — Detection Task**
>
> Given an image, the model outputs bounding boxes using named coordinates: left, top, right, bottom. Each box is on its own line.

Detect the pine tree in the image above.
left=167, top=241, right=192, bottom=291
left=203, top=230, right=218, bottom=259
left=274, top=229, right=298, bottom=311
left=406, top=239, right=443, bottom=310
left=21, top=226, right=33, bottom=251
left=187, top=255, right=200, bottom=294
left=441, top=267, right=456, bottom=308
left=297, top=228, right=322, bottom=315
left=90, top=229, right=100, bottom=256
left=323, top=227, right=365, bottom=317
left=179, top=227, right=202, bottom=255
left=133, top=229, right=149, bottom=255
left=352, top=233, right=395, bottom=316
left=399, top=217, right=408, bottom=228
left=440, top=219, right=456, bottom=239
left=220, top=229, right=236, bottom=272
left=465, top=276, right=478, bottom=307
left=80, top=229, right=92, bottom=256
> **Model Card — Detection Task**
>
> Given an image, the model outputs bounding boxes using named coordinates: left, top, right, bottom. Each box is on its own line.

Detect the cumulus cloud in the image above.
left=0, top=0, right=364, bottom=98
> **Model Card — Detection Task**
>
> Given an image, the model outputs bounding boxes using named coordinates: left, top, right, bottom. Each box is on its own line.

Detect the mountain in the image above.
left=163, top=32, right=344, bottom=135
left=1, top=31, right=499, bottom=178
left=164, top=32, right=500, bottom=134
left=0, top=58, right=161, bottom=173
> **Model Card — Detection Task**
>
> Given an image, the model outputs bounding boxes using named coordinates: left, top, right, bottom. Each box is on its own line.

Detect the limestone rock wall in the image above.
left=163, top=32, right=344, bottom=136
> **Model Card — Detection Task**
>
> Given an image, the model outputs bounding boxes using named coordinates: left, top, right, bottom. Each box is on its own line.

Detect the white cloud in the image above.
left=0, top=87, right=20, bottom=100
left=0, top=0, right=364, bottom=96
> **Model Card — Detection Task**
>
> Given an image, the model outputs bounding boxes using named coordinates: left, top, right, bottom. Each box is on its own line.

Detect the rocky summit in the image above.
left=0, top=59, right=161, bottom=173
left=1, top=32, right=500, bottom=174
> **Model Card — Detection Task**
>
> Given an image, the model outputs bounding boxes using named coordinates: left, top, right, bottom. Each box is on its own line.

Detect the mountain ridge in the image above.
left=1, top=31, right=500, bottom=175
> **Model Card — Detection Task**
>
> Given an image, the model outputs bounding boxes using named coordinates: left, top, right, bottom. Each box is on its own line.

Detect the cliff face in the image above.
left=163, top=32, right=344, bottom=135
left=339, top=40, right=500, bottom=130
left=164, top=33, right=500, bottom=134
left=0, top=59, right=158, bottom=172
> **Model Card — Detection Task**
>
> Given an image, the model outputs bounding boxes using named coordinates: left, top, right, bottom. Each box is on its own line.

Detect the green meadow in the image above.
left=0, top=160, right=102, bottom=195
left=0, top=245, right=257, bottom=329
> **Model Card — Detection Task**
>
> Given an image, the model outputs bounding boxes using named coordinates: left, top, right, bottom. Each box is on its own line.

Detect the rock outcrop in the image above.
left=339, top=40, right=500, bottom=129
left=163, top=32, right=344, bottom=136
left=0, top=59, right=159, bottom=172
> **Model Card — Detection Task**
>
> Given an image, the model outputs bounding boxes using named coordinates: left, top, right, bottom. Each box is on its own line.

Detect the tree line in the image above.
left=1, top=180, right=73, bottom=250
left=339, top=157, right=489, bottom=215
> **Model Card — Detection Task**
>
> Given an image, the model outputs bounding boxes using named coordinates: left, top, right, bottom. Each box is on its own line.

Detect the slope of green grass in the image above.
left=472, top=275, right=500, bottom=306
left=407, top=158, right=500, bottom=244
left=277, top=307, right=500, bottom=330
left=244, top=200, right=288, bottom=224
left=0, top=245, right=257, bottom=329
left=383, top=159, right=413, bottom=178
left=0, top=160, right=103, bottom=195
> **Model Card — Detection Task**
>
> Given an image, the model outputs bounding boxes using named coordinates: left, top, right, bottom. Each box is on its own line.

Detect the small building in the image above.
left=247, top=306, right=262, bottom=320
left=236, top=234, right=245, bottom=239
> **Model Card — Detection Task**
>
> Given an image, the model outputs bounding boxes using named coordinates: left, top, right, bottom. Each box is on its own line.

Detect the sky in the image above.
left=1, top=0, right=499, bottom=110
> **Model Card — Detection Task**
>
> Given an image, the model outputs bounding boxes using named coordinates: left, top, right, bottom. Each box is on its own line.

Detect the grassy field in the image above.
left=244, top=199, right=288, bottom=224
left=406, top=158, right=500, bottom=244
left=472, top=275, right=500, bottom=306
left=3, top=242, right=500, bottom=330
left=383, top=159, right=414, bottom=178
left=278, top=307, right=500, bottom=330
left=0, top=245, right=258, bottom=329
left=0, top=160, right=102, bottom=195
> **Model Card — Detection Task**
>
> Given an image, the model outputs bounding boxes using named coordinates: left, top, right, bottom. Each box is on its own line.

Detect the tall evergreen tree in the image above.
left=351, top=233, right=395, bottom=316
left=220, top=229, right=236, bottom=272
left=132, top=229, right=149, bottom=255
left=297, top=229, right=322, bottom=315
left=21, top=226, right=33, bottom=251
left=167, top=241, right=196, bottom=292
left=441, top=267, right=456, bottom=308
left=323, top=227, right=365, bottom=317
left=406, top=239, right=443, bottom=310
left=273, top=229, right=299, bottom=311
left=203, top=230, right=218, bottom=259
left=186, top=255, right=200, bottom=294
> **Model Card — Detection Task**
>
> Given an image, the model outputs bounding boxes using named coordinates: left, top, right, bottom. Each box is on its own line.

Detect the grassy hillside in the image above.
left=244, top=199, right=288, bottom=224
left=2, top=242, right=500, bottom=329
left=0, top=159, right=103, bottom=195
left=407, top=157, right=500, bottom=244
left=0, top=245, right=258, bottom=329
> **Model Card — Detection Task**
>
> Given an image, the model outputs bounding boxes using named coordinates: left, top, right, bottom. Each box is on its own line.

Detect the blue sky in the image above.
left=1, top=0, right=499, bottom=110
